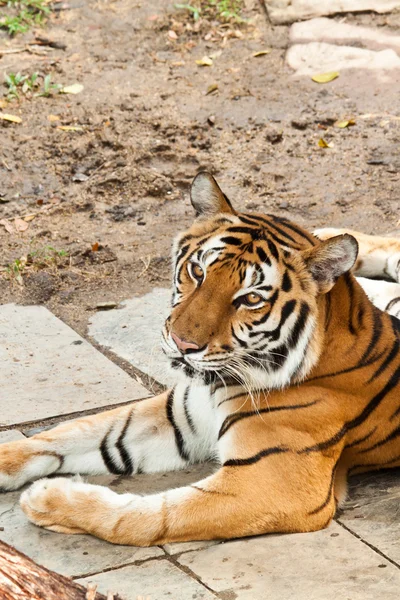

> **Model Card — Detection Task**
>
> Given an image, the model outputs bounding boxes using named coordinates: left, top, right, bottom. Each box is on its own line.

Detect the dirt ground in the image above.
left=1, top=0, right=400, bottom=339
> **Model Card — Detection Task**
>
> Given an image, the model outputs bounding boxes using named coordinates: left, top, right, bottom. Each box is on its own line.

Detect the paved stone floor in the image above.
left=1, top=302, right=400, bottom=599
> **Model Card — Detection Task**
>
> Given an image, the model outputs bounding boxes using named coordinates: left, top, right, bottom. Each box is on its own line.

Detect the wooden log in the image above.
left=0, top=539, right=123, bottom=600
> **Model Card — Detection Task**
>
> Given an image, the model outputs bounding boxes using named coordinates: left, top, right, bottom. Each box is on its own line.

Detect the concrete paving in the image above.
left=0, top=303, right=149, bottom=426
left=88, top=288, right=172, bottom=386
left=265, top=0, right=400, bottom=24
left=1, top=303, right=400, bottom=599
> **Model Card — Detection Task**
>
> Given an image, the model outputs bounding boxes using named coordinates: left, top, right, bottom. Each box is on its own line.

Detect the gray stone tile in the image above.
left=0, top=431, right=25, bottom=443
left=178, top=521, right=400, bottom=599
left=88, top=288, right=172, bottom=386
left=0, top=304, right=149, bottom=426
left=339, top=470, right=400, bottom=565
left=163, top=540, right=220, bottom=555
left=265, top=0, right=400, bottom=24
left=77, top=558, right=216, bottom=600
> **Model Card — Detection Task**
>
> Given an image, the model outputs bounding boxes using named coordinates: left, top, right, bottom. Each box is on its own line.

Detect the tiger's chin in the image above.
left=168, top=357, right=220, bottom=385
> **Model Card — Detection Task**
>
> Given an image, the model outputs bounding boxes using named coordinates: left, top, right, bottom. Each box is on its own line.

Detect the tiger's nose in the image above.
left=171, top=332, right=200, bottom=354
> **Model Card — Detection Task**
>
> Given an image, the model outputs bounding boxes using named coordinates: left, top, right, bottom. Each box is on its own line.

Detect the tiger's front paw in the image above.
left=20, top=478, right=87, bottom=534
left=0, top=440, right=61, bottom=492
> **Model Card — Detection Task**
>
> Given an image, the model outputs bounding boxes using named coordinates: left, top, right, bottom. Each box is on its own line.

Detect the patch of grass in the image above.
left=0, top=0, right=51, bottom=36
left=4, top=71, right=62, bottom=100
left=4, top=71, right=39, bottom=100
left=174, top=0, right=244, bottom=22
left=6, top=257, right=25, bottom=285
left=4, top=245, right=69, bottom=285
left=28, top=245, right=69, bottom=268
left=37, top=73, right=62, bottom=97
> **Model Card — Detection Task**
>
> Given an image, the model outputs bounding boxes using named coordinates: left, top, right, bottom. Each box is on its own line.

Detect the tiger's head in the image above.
left=161, top=172, right=358, bottom=390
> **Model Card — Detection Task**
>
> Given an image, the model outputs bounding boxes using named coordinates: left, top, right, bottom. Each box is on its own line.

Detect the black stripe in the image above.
left=268, top=215, right=317, bottom=246
left=166, top=389, right=189, bottom=461
left=301, top=364, right=400, bottom=454
left=175, top=243, right=190, bottom=266
left=256, top=245, right=271, bottom=265
left=349, top=453, right=400, bottom=474
left=359, top=307, right=383, bottom=365
left=344, top=427, right=377, bottom=449
left=254, top=300, right=296, bottom=342
left=308, top=457, right=340, bottom=515
left=217, top=391, right=247, bottom=407
left=218, top=400, right=318, bottom=439
left=358, top=423, right=400, bottom=454
left=115, top=411, right=134, bottom=475
left=231, top=325, right=248, bottom=348
left=367, top=336, right=399, bottom=384
left=226, top=226, right=260, bottom=237
left=220, top=236, right=243, bottom=246
left=266, top=238, right=279, bottom=260
left=386, top=297, right=400, bottom=312
left=224, top=445, right=289, bottom=467
left=183, top=387, right=196, bottom=435
left=282, top=271, right=292, bottom=292
left=241, top=214, right=298, bottom=249
left=100, top=429, right=126, bottom=475
left=343, top=273, right=356, bottom=335
left=306, top=346, right=386, bottom=383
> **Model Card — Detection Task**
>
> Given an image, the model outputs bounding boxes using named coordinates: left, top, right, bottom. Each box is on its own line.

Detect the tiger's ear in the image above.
left=304, top=234, right=358, bottom=294
left=190, top=172, right=236, bottom=217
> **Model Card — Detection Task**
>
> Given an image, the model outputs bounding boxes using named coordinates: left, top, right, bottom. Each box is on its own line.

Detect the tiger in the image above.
left=0, top=171, right=399, bottom=546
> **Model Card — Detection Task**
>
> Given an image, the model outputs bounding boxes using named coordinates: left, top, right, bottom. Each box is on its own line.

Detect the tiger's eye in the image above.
left=243, top=292, right=262, bottom=306
left=189, top=262, right=204, bottom=282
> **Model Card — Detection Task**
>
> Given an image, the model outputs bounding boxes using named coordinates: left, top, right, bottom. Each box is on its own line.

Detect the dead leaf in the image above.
left=336, top=119, right=356, bottom=128
left=57, top=125, right=84, bottom=132
left=206, top=83, right=218, bottom=95
left=14, top=217, right=29, bottom=232
left=168, top=30, right=178, bottom=40
left=47, top=114, right=60, bottom=122
left=0, top=219, right=14, bottom=234
left=318, top=138, right=334, bottom=148
left=311, top=71, right=339, bottom=84
left=92, top=242, right=99, bottom=252
left=61, top=83, right=84, bottom=94
left=252, top=50, right=271, bottom=57
left=0, top=113, right=22, bottom=124
left=196, top=56, right=213, bottom=67
left=24, top=214, right=36, bottom=222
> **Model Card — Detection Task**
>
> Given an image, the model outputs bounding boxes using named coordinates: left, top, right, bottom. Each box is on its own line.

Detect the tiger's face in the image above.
left=161, top=173, right=358, bottom=390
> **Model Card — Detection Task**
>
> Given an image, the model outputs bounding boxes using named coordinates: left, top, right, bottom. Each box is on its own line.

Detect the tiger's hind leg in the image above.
left=355, top=277, right=400, bottom=319
left=314, top=228, right=400, bottom=282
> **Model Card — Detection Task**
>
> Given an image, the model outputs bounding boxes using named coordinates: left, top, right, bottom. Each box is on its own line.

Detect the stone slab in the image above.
left=0, top=304, right=150, bottom=426
left=265, top=0, right=400, bottom=24
left=290, top=17, right=400, bottom=54
left=339, top=470, right=400, bottom=564
left=178, top=521, right=400, bottom=599
left=88, top=288, right=172, bottom=386
left=0, top=431, right=25, bottom=443
left=77, top=558, right=216, bottom=600
left=286, top=43, right=400, bottom=75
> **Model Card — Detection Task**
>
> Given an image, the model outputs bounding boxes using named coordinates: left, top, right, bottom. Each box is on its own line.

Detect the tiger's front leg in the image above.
left=20, top=430, right=343, bottom=543
left=0, top=386, right=212, bottom=492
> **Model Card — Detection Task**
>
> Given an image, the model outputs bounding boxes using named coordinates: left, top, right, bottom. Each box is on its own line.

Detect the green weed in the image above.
left=37, top=73, right=62, bottom=97
left=4, top=71, right=39, bottom=100
left=174, top=0, right=244, bottom=22
left=4, top=71, right=61, bottom=100
left=0, top=0, right=51, bottom=36
left=6, top=258, right=25, bottom=285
